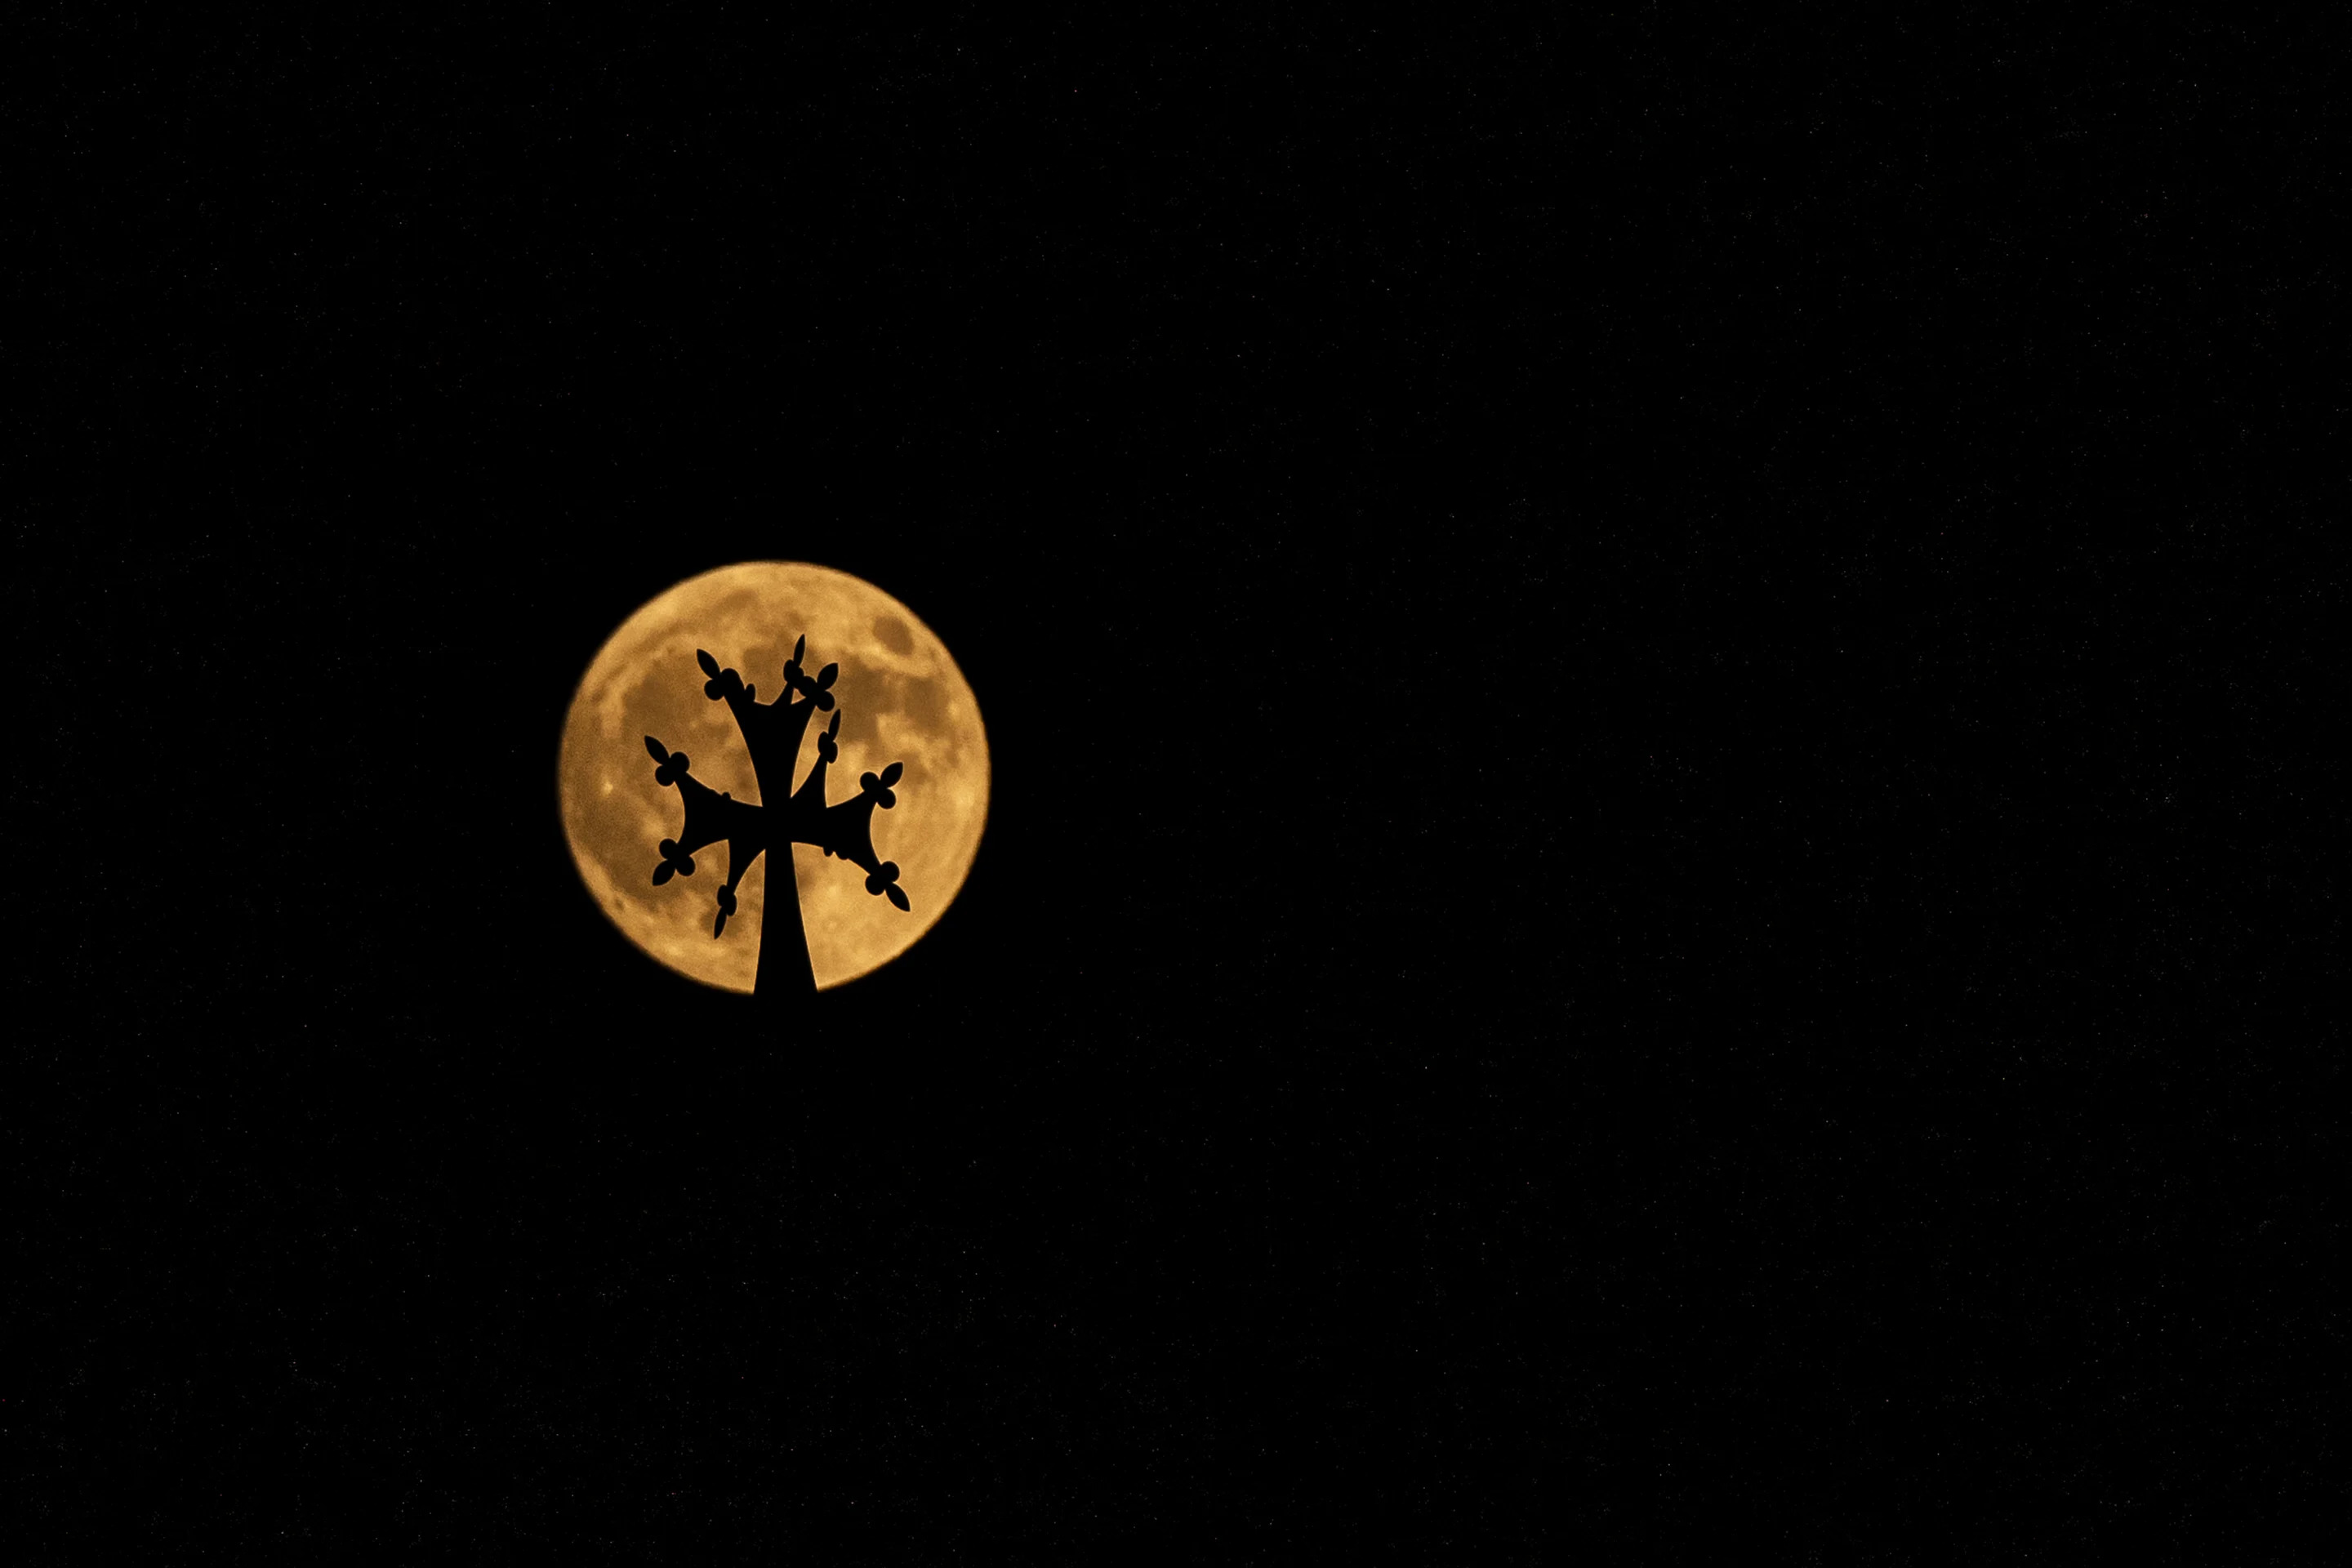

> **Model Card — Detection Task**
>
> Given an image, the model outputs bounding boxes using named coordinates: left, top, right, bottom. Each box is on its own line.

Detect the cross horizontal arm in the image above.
left=668, top=772, right=766, bottom=859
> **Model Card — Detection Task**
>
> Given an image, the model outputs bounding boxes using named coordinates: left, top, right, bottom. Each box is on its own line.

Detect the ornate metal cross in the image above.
left=641, top=636, right=909, bottom=997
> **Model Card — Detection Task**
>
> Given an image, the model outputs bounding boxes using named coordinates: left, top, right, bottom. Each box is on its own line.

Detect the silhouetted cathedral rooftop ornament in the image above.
left=642, top=636, right=907, bottom=1000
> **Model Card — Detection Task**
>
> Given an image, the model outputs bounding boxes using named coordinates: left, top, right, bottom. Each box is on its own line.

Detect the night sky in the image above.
left=18, top=11, right=2335, bottom=1559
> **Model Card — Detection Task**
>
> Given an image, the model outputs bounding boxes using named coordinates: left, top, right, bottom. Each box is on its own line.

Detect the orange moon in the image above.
left=558, top=562, right=989, bottom=991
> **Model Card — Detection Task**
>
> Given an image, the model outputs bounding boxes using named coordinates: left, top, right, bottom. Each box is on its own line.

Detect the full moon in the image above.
left=558, top=562, right=989, bottom=991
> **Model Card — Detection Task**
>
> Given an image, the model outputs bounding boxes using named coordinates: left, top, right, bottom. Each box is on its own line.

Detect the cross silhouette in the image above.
left=642, top=636, right=909, bottom=998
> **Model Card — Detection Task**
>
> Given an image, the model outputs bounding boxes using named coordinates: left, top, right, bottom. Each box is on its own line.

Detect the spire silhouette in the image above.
left=643, top=636, right=907, bottom=999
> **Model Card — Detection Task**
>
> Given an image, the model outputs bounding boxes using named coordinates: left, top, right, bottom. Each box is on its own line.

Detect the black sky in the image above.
left=16, top=11, right=2336, bottom=1560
